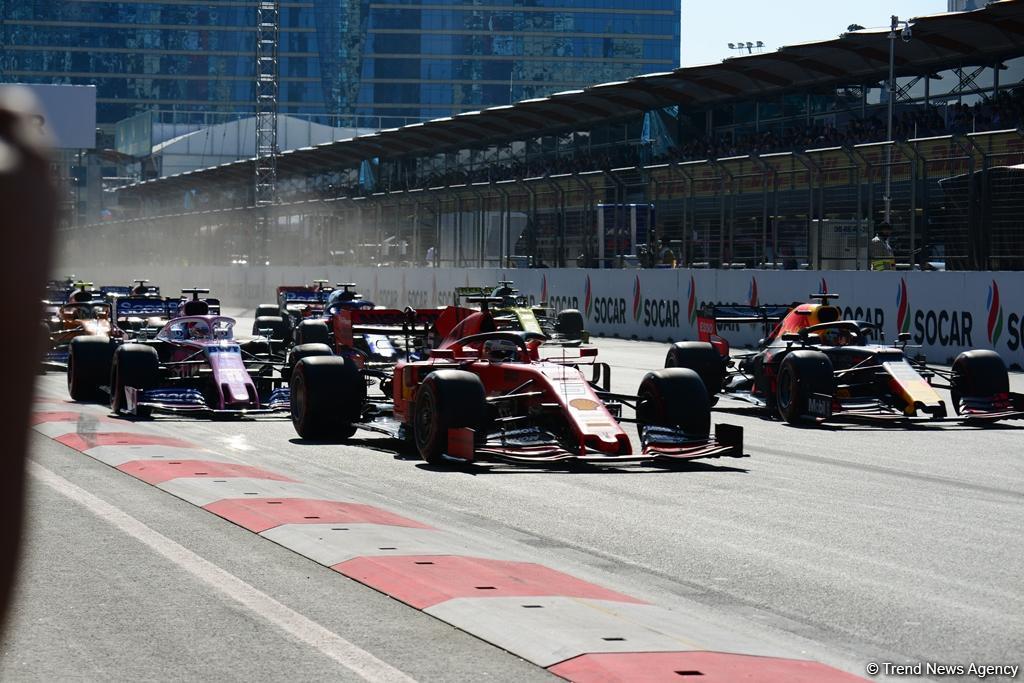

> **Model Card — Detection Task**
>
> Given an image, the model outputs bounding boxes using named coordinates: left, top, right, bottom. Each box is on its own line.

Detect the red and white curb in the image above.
left=31, top=395, right=867, bottom=682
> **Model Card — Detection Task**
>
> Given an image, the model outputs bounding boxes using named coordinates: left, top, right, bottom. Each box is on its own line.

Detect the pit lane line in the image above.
left=28, top=461, right=416, bottom=683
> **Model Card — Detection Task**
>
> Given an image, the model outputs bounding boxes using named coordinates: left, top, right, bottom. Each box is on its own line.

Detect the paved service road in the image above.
left=5, top=331, right=1022, bottom=681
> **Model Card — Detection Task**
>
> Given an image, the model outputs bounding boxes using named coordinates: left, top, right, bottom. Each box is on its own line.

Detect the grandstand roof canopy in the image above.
left=120, top=0, right=1024, bottom=198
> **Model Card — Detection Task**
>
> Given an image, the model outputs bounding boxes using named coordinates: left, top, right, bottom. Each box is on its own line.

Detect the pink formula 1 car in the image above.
left=67, top=295, right=295, bottom=417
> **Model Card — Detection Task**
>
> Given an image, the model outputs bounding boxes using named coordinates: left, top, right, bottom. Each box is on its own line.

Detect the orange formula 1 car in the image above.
left=42, top=286, right=120, bottom=370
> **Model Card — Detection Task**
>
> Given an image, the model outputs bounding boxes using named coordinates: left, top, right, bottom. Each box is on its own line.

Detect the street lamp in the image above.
left=884, top=15, right=913, bottom=224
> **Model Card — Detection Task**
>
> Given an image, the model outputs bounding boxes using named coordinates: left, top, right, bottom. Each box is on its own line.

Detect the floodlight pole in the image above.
left=884, top=15, right=911, bottom=224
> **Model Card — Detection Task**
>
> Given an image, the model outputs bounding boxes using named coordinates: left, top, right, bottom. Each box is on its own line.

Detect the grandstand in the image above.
left=79, top=0, right=1024, bottom=271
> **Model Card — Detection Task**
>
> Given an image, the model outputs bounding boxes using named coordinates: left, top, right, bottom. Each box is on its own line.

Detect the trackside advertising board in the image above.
left=60, top=265, right=1024, bottom=366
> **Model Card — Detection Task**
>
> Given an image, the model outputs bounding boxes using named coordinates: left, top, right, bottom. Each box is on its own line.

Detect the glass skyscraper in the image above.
left=1, top=1, right=680, bottom=128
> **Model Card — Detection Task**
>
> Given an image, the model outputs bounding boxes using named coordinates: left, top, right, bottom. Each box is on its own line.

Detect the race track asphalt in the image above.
left=5, top=324, right=1022, bottom=682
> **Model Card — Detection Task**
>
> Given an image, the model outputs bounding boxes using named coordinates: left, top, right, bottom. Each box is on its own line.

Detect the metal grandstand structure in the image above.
left=79, top=0, right=1024, bottom=271
left=115, top=0, right=1024, bottom=195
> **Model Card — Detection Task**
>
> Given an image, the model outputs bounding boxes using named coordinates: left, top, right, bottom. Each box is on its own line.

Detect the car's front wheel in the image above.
left=110, top=344, right=159, bottom=417
left=412, top=370, right=486, bottom=466
left=290, top=356, right=363, bottom=440
left=776, top=351, right=833, bottom=425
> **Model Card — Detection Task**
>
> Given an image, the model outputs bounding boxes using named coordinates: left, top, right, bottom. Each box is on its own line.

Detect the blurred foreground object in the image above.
left=0, top=86, right=58, bottom=632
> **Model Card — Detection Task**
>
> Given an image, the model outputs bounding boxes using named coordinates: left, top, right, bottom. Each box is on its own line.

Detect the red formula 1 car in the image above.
left=289, top=301, right=743, bottom=468
left=667, top=293, right=1024, bottom=426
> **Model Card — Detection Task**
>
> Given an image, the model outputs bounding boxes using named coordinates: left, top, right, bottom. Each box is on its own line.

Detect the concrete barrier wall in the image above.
left=62, top=265, right=1024, bottom=366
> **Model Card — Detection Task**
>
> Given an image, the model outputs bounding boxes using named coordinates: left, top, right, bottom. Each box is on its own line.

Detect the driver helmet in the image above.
left=821, top=328, right=854, bottom=346
left=327, top=289, right=358, bottom=306
left=187, top=320, right=211, bottom=339
left=483, top=338, right=518, bottom=362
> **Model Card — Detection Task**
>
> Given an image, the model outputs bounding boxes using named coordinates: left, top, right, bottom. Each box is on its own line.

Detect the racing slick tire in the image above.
left=240, top=339, right=271, bottom=359
left=294, top=319, right=331, bottom=347
left=255, top=304, right=279, bottom=319
left=283, top=343, right=333, bottom=382
left=252, top=315, right=289, bottom=341
left=110, top=344, right=160, bottom=417
left=555, top=309, right=585, bottom=339
left=664, top=341, right=725, bottom=403
left=290, top=356, right=364, bottom=440
left=413, top=370, right=487, bottom=466
left=950, top=350, right=1009, bottom=415
left=637, top=368, right=710, bottom=437
left=67, top=335, right=115, bottom=402
left=776, top=350, right=834, bottom=425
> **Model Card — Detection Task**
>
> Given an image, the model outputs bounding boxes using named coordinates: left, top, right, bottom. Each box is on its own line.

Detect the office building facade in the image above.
left=1, top=0, right=680, bottom=129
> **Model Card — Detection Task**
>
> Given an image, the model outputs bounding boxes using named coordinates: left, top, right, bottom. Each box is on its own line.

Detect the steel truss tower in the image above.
left=255, top=0, right=279, bottom=206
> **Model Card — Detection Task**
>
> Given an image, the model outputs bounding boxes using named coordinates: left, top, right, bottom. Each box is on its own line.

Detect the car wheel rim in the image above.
left=637, top=388, right=654, bottom=427
left=415, top=389, right=435, bottom=451
left=291, top=375, right=304, bottom=422
left=778, top=367, right=792, bottom=410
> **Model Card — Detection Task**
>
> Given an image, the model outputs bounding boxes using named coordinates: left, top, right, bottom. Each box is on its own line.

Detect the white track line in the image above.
left=29, top=461, right=416, bottom=683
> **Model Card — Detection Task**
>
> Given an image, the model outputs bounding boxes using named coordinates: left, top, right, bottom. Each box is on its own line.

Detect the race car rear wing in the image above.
left=455, top=285, right=532, bottom=309
left=100, top=285, right=133, bottom=298
left=115, top=296, right=172, bottom=320
left=171, top=296, right=220, bottom=316
left=453, top=286, right=490, bottom=302
left=332, top=307, right=448, bottom=348
left=695, top=304, right=792, bottom=343
left=277, top=286, right=332, bottom=305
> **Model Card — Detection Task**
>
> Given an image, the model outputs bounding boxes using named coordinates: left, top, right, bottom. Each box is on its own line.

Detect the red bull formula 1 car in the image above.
left=289, top=299, right=743, bottom=468
left=668, top=293, right=1023, bottom=425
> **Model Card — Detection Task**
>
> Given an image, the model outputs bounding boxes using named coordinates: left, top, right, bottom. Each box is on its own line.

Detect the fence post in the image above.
left=706, top=159, right=732, bottom=267
left=517, top=179, right=537, bottom=266
left=543, top=177, right=566, bottom=268
left=750, top=155, right=773, bottom=268
left=603, top=170, right=627, bottom=268
left=493, top=182, right=510, bottom=267
left=668, top=162, right=691, bottom=267
left=795, top=153, right=821, bottom=269
left=571, top=172, right=594, bottom=268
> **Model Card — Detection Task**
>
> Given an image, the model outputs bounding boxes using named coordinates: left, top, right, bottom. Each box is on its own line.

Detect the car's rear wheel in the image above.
left=555, top=309, right=585, bottom=339
left=252, top=315, right=289, bottom=341
left=637, top=368, right=710, bottom=437
left=664, top=341, right=725, bottom=403
left=255, top=304, right=279, bottom=319
left=776, top=351, right=834, bottom=425
left=110, top=344, right=160, bottom=417
left=67, top=335, right=114, bottom=402
left=290, top=356, right=363, bottom=440
left=413, top=370, right=487, bottom=466
left=294, top=319, right=331, bottom=346
left=950, top=349, right=1009, bottom=415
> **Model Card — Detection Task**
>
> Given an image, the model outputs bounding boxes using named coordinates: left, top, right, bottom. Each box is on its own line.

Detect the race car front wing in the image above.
left=123, top=386, right=290, bottom=416
left=450, top=423, right=744, bottom=466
